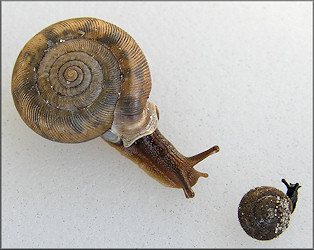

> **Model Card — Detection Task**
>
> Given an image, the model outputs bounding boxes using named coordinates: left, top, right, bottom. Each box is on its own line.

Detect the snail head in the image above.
left=282, top=178, right=301, bottom=213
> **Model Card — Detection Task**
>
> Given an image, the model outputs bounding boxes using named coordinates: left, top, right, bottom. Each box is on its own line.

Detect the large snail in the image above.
left=11, top=17, right=219, bottom=198
left=238, top=179, right=301, bottom=240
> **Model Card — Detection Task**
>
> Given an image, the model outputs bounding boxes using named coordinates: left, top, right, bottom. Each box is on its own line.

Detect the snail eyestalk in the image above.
left=281, top=178, right=301, bottom=213
left=104, top=128, right=219, bottom=198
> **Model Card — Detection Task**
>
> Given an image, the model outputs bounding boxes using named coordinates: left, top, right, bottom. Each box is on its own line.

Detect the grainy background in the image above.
left=2, top=1, right=313, bottom=248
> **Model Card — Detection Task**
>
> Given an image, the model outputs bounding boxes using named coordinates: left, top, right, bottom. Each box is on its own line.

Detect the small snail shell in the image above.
left=12, top=17, right=219, bottom=198
left=238, top=179, right=301, bottom=240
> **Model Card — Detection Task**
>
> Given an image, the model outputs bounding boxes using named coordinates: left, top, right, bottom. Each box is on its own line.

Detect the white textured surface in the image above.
left=2, top=2, right=312, bottom=248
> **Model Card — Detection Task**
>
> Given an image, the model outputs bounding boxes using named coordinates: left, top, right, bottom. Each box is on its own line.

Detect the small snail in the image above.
left=238, top=179, right=301, bottom=240
left=11, top=17, right=219, bottom=198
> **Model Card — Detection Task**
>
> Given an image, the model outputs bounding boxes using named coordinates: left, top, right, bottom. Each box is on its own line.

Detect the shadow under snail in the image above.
left=238, top=179, right=301, bottom=241
left=11, top=17, right=220, bottom=198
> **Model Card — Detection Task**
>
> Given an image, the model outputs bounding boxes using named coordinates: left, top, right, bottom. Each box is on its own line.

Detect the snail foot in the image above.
left=104, top=129, right=219, bottom=198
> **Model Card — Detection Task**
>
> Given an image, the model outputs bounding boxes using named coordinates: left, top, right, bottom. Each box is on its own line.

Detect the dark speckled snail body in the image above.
left=12, top=17, right=219, bottom=198
left=238, top=179, right=301, bottom=240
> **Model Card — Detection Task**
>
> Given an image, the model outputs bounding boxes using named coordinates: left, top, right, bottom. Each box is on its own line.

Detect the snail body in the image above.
left=12, top=17, right=219, bottom=198
left=238, top=179, right=301, bottom=240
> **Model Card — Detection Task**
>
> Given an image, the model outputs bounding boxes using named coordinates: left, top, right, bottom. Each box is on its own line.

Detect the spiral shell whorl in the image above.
left=238, top=186, right=292, bottom=241
left=12, top=17, right=158, bottom=144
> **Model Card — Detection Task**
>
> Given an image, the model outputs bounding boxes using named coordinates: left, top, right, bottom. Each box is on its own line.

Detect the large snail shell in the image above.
left=238, top=186, right=293, bottom=241
left=11, top=17, right=158, bottom=146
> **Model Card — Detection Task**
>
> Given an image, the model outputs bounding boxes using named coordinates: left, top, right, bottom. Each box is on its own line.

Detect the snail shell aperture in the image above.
left=11, top=17, right=220, bottom=198
left=238, top=179, right=301, bottom=240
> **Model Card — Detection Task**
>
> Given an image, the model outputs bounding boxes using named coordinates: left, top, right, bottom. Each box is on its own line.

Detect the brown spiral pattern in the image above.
left=12, top=17, right=157, bottom=143
left=37, top=39, right=116, bottom=111
left=238, top=186, right=292, bottom=241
